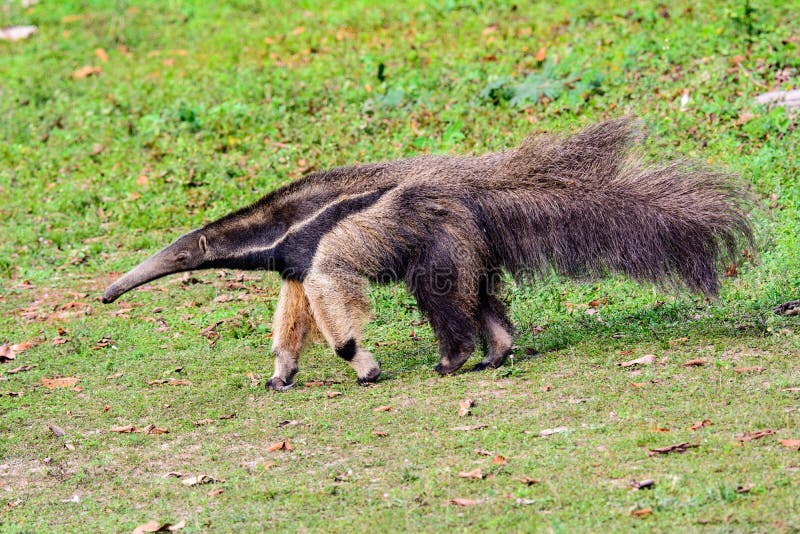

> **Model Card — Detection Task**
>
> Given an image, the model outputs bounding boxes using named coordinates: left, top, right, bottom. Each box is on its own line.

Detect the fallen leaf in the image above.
left=681, top=359, right=708, bottom=367
left=132, top=519, right=186, bottom=533
left=779, top=439, right=800, bottom=450
left=372, top=431, right=389, bottom=437
left=458, top=468, right=485, bottom=480
left=689, top=420, right=712, bottom=431
left=5, top=365, right=35, bottom=374
left=630, top=479, right=655, bottom=490
left=446, top=498, right=481, bottom=507
left=458, top=399, right=475, bottom=417
left=492, top=455, right=507, bottom=465
left=648, top=443, right=698, bottom=456
left=630, top=507, right=652, bottom=517
left=219, top=413, right=236, bottom=420
left=618, top=354, right=657, bottom=367
left=373, top=405, right=392, bottom=412
left=208, top=488, right=224, bottom=497
left=537, top=427, right=568, bottom=437
left=451, top=424, right=488, bottom=431
left=94, top=48, right=109, bottom=62
left=0, top=26, right=37, bottom=41
left=263, top=461, right=276, bottom=470
left=277, top=420, right=299, bottom=428
left=60, top=494, right=80, bottom=504
left=326, top=391, right=342, bottom=398
left=515, top=476, right=540, bottom=485
left=72, top=65, right=102, bottom=79
left=533, top=46, right=547, bottom=62
left=540, top=385, right=552, bottom=392
left=110, top=425, right=136, bottom=433
left=49, top=424, right=66, bottom=437
left=780, top=387, right=800, bottom=392
left=41, top=377, right=79, bottom=389
left=194, top=419, right=215, bottom=426
left=736, top=483, right=754, bottom=494
left=267, top=441, right=293, bottom=452
left=737, top=429, right=775, bottom=442
left=473, top=449, right=492, bottom=456
left=52, top=337, right=68, bottom=345
left=143, top=424, right=168, bottom=435
left=650, top=427, right=670, bottom=433
left=181, top=475, right=219, bottom=487
left=106, top=372, right=123, bottom=380
left=5, top=391, right=23, bottom=397
left=733, top=366, right=765, bottom=374
left=147, top=379, right=190, bottom=386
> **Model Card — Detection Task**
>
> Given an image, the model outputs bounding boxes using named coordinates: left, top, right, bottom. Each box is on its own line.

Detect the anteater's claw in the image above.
left=266, top=377, right=294, bottom=391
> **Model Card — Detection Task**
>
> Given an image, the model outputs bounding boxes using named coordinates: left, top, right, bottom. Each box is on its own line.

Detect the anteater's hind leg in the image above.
left=303, top=270, right=381, bottom=385
left=409, top=259, right=480, bottom=375
left=472, top=293, right=514, bottom=372
left=266, top=280, right=315, bottom=391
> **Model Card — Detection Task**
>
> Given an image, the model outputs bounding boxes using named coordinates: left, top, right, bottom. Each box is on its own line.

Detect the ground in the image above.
left=2, top=0, right=800, bottom=531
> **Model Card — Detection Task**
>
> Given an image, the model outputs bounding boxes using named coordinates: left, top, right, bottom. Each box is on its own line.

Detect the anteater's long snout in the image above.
left=102, top=232, right=206, bottom=303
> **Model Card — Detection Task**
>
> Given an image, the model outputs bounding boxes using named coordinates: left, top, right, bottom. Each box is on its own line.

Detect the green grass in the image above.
left=2, top=0, right=800, bottom=531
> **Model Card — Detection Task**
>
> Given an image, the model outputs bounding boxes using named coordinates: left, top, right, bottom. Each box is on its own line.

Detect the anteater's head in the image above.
left=101, top=230, right=210, bottom=303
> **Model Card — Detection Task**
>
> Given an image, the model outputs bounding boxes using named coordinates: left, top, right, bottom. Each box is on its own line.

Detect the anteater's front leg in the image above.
left=303, top=270, right=381, bottom=385
left=266, top=280, right=314, bottom=391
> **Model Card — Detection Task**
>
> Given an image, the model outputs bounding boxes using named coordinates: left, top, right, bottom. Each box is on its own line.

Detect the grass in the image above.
left=2, top=0, right=800, bottom=531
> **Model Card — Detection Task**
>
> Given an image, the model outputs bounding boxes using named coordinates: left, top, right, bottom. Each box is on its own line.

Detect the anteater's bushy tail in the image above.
left=481, top=117, right=753, bottom=295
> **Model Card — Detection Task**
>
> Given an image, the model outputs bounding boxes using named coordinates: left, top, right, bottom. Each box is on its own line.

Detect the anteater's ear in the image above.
left=198, top=234, right=208, bottom=255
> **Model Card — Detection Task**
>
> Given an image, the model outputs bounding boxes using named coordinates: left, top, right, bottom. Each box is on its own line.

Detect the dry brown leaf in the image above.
left=267, top=440, right=293, bottom=452
left=737, top=429, right=775, bottom=442
left=6, top=365, right=35, bottom=374
left=147, top=379, right=190, bottom=386
left=326, top=391, right=342, bottom=398
left=4, top=391, right=24, bottom=397
left=0, top=25, right=37, bottom=42
left=451, top=424, right=488, bottom=431
left=630, top=479, right=655, bottom=490
left=618, top=354, right=657, bottom=367
left=94, top=48, right=109, bottom=62
left=515, top=475, right=540, bottom=486
left=181, top=474, right=218, bottom=487
left=681, top=359, right=708, bottom=367
left=110, top=425, right=136, bottom=433
left=132, top=519, right=185, bottom=533
left=372, top=431, right=389, bottom=437
left=41, top=377, right=79, bottom=389
left=650, top=427, right=670, bottom=433
left=106, top=372, right=124, bottom=380
left=72, top=65, right=102, bottom=79
left=143, top=425, right=168, bottom=435
left=458, top=399, right=475, bottom=417
left=373, top=405, right=392, bottom=412
left=49, top=424, right=66, bottom=437
left=537, top=427, right=568, bottom=437
left=689, top=420, right=712, bottom=431
left=491, top=455, right=507, bottom=465
left=458, top=468, right=485, bottom=480
left=52, top=337, right=68, bottom=345
left=648, top=443, right=698, bottom=456
left=733, top=366, right=765, bottom=374
left=277, top=420, right=299, bottom=428
left=208, top=488, right=224, bottom=497
left=446, top=498, right=481, bottom=506
left=779, top=439, right=800, bottom=450
left=780, top=387, right=800, bottom=392
left=540, top=385, right=552, bottom=392
left=219, top=413, right=236, bottom=420
left=630, top=507, right=652, bottom=517
left=194, top=419, right=215, bottom=426
left=735, top=483, right=754, bottom=494
left=533, top=46, right=547, bottom=62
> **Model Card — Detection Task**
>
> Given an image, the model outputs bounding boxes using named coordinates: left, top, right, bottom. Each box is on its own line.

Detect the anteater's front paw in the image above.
left=471, top=361, right=490, bottom=372
left=434, top=362, right=458, bottom=376
left=356, top=365, right=381, bottom=386
left=266, top=376, right=295, bottom=391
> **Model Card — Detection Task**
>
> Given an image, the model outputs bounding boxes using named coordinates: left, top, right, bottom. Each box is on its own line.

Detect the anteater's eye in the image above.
left=175, top=251, right=190, bottom=264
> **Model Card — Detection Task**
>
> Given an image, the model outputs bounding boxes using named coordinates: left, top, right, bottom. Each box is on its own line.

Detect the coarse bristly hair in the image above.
left=103, top=117, right=754, bottom=388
